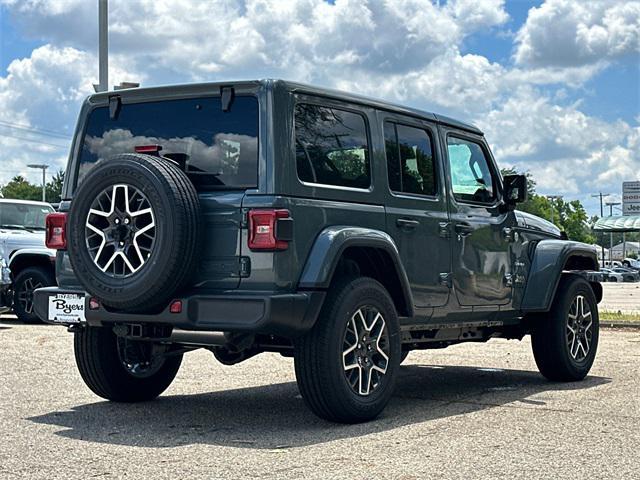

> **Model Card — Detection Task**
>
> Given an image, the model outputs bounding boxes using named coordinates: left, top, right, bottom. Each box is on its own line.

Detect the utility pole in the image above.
left=592, top=192, right=610, bottom=268
left=605, top=201, right=621, bottom=263
left=591, top=192, right=610, bottom=218
left=96, top=0, right=108, bottom=92
left=27, top=164, right=48, bottom=202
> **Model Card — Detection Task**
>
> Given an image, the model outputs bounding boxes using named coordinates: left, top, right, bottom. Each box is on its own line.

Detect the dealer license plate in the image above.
left=48, top=293, right=86, bottom=323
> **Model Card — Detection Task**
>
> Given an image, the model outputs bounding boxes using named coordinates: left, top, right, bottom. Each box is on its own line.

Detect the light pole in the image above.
left=545, top=195, right=563, bottom=225
left=97, top=0, right=108, bottom=92
left=27, top=164, right=48, bottom=202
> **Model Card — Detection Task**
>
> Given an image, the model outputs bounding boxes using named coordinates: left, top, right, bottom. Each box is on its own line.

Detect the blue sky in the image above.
left=0, top=0, right=638, bottom=216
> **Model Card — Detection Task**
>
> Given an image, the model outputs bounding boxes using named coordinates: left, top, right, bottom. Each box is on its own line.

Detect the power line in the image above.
left=0, top=120, right=72, bottom=139
left=0, top=133, right=70, bottom=149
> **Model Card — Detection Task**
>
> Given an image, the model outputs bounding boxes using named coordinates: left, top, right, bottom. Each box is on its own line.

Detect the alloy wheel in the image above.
left=342, top=306, right=390, bottom=396
left=17, top=277, right=43, bottom=314
left=566, top=295, right=593, bottom=363
left=85, top=184, right=156, bottom=278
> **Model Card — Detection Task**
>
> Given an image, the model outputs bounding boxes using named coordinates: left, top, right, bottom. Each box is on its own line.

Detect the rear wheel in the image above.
left=531, top=275, right=599, bottom=381
left=294, top=277, right=401, bottom=423
left=74, top=326, right=182, bottom=402
left=13, top=267, right=55, bottom=323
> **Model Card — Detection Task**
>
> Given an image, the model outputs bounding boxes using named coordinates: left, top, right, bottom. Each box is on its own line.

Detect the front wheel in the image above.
left=13, top=267, right=55, bottom=323
left=74, top=326, right=182, bottom=402
left=294, top=277, right=401, bottom=423
left=531, top=275, right=599, bottom=381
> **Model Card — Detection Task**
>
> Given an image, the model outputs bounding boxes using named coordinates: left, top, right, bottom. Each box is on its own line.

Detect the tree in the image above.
left=45, top=170, right=65, bottom=203
left=0, top=169, right=65, bottom=203
left=0, top=176, right=42, bottom=201
left=500, top=167, right=594, bottom=243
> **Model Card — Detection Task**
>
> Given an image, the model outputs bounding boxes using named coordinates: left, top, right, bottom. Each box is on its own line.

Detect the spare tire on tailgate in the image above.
left=68, top=153, right=200, bottom=312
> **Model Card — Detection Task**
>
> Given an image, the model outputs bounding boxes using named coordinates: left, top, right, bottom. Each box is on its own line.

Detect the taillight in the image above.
left=248, top=209, right=291, bottom=251
left=45, top=212, right=68, bottom=249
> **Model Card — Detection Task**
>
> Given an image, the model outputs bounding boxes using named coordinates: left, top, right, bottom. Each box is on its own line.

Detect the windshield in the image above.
left=77, top=95, right=259, bottom=189
left=0, top=203, right=53, bottom=230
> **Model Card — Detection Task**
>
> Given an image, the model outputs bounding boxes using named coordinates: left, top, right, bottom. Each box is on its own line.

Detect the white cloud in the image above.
left=0, top=0, right=509, bottom=83
left=0, top=44, right=140, bottom=185
left=515, top=0, right=640, bottom=67
left=481, top=87, right=639, bottom=196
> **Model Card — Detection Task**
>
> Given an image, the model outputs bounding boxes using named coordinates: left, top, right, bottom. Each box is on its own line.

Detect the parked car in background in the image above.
left=0, top=199, right=57, bottom=322
left=611, top=267, right=640, bottom=282
left=600, top=268, right=624, bottom=282
left=603, top=260, right=622, bottom=269
left=622, top=258, right=640, bottom=271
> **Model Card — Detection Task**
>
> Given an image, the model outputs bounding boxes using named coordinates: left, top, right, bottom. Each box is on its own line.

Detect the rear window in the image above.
left=77, top=96, right=259, bottom=189
left=295, top=104, right=371, bottom=189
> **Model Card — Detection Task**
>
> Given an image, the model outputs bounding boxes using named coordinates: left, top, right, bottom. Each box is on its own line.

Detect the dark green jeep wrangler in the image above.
left=34, top=80, right=601, bottom=423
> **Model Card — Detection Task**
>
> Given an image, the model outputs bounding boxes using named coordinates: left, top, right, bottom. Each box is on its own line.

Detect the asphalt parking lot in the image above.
left=1, top=318, right=638, bottom=480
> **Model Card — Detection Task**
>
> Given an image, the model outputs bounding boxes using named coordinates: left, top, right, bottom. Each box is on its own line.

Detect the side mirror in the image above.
left=503, top=174, right=527, bottom=207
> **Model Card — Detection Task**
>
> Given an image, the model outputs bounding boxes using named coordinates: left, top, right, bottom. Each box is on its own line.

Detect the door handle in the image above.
left=454, top=223, right=474, bottom=237
left=396, top=218, right=420, bottom=230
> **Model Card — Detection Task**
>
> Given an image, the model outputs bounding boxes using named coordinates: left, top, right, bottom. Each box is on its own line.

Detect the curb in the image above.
left=601, top=321, right=640, bottom=329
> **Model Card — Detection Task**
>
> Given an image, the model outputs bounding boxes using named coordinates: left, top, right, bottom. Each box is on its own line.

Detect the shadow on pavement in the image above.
left=28, top=364, right=609, bottom=450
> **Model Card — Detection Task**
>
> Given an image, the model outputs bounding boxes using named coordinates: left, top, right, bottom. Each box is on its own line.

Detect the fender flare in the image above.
left=520, top=240, right=598, bottom=312
left=8, top=248, right=56, bottom=275
left=298, top=226, right=414, bottom=317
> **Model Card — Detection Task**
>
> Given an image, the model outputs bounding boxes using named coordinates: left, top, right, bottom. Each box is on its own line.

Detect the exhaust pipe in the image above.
left=169, top=329, right=227, bottom=346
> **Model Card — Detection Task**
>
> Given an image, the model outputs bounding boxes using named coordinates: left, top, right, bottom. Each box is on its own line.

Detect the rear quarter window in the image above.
left=76, top=96, right=259, bottom=190
left=294, top=104, right=371, bottom=189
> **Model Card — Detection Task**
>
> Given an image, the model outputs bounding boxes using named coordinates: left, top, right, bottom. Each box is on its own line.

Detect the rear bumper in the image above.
left=33, top=287, right=325, bottom=338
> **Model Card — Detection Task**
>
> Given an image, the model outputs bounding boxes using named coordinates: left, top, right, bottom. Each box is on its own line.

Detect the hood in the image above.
left=515, top=211, right=562, bottom=238
left=0, top=229, right=47, bottom=259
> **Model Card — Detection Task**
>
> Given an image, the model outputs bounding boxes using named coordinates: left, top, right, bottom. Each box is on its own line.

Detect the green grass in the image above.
left=600, top=310, right=640, bottom=323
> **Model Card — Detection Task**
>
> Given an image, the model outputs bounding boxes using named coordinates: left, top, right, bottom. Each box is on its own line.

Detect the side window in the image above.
left=384, top=121, right=437, bottom=196
left=295, top=103, right=371, bottom=189
left=447, top=136, right=496, bottom=204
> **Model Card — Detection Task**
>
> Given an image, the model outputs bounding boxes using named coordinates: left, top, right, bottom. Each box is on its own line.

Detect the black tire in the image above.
left=67, top=154, right=200, bottom=312
left=74, top=326, right=182, bottom=402
left=400, top=351, right=410, bottom=364
left=294, top=276, right=401, bottom=423
left=13, top=266, right=55, bottom=323
left=531, top=275, right=599, bottom=382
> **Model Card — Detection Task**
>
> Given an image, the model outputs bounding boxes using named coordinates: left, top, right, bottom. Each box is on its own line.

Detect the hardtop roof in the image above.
left=87, top=79, right=483, bottom=135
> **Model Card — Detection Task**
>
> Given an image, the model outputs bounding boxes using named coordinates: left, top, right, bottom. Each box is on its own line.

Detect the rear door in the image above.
left=382, top=115, right=451, bottom=308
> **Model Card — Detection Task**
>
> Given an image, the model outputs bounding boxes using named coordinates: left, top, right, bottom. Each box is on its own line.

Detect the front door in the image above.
left=444, top=132, right=512, bottom=306
left=383, top=117, right=450, bottom=308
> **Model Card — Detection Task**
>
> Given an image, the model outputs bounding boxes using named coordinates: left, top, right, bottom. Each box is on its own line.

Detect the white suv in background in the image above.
left=0, top=199, right=56, bottom=322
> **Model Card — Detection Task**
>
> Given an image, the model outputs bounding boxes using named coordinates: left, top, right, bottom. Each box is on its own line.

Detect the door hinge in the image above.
left=502, top=227, right=519, bottom=242
left=239, top=257, right=251, bottom=277
left=439, top=272, right=453, bottom=288
left=504, top=273, right=513, bottom=287
left=438, top=222, right=450, bottom=238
